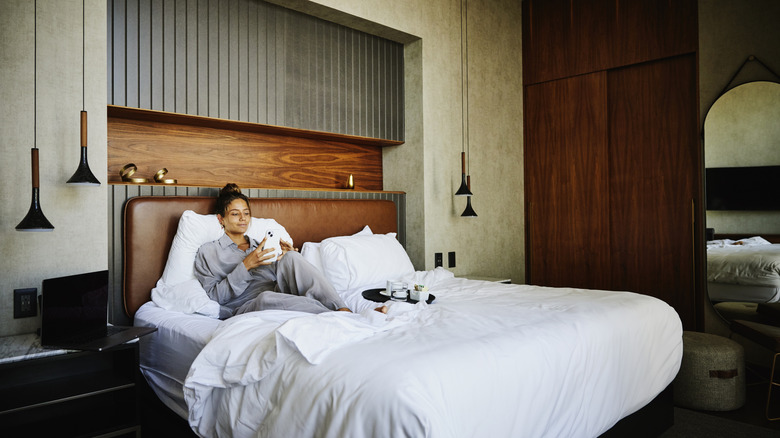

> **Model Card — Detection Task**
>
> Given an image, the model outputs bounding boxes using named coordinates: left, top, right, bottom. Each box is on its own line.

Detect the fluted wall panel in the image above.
left=108, top=0, right=404, bottom=141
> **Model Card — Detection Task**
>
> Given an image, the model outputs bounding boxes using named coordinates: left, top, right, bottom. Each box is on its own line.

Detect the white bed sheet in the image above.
left=134, top=301, right=220, bottom=418
left=707, top=281, right=780, bottom=304
left=141, top=271, right=683, bottom=438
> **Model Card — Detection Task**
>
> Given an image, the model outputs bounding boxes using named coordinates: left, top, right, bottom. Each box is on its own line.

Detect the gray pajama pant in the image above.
left=234, top=251, right=347, bottom=315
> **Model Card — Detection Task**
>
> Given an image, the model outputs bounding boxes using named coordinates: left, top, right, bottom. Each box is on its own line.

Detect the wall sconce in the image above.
left=17, top=0, right=54, bottom=231
left=67, top=0, right=100, bottom=185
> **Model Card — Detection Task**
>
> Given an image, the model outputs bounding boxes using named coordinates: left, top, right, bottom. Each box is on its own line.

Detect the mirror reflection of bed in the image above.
left=707, top=234, right=780, bottom=324
left=704, top=79, right=780, bottom=325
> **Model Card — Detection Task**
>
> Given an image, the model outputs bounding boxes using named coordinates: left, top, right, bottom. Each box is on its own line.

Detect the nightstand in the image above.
left=0, top=333, right=142, bottom=437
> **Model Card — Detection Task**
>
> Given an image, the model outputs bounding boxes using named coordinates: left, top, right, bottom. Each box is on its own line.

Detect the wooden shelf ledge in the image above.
left=107, top=105, right=403, bottom=148
left=107, top=105, right=403, bottom=190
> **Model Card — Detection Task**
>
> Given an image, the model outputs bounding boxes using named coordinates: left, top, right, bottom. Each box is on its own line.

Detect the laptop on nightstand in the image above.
left=40, top=270, right=155, bottom=352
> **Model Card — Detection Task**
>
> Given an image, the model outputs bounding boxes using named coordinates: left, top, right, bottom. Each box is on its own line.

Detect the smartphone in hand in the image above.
left=263, top=230, right=281, bottom=262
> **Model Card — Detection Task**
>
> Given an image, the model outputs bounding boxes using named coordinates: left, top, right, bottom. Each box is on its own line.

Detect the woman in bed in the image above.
left=195, top=183, right=383, bottom=319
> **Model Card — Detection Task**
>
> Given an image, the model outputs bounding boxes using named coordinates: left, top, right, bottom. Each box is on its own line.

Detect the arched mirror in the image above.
left=704, top=80, right=780, bottom=323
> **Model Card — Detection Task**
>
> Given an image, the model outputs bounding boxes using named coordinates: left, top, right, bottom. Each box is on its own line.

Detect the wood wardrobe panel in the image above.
left=523, top=0, right=613, bottom=85
left=611, top=0, right=698, bottom=68
left=524, top=73, right=611, bottom=289
left=523, top=0, right=698, bottom=85
left=522, top=0, right=702, bottom=330
left=608, top=54, right=699, bottom=329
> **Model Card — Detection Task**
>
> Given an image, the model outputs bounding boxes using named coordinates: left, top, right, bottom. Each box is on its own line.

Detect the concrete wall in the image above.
left=1, top=0, right=108, bottom=336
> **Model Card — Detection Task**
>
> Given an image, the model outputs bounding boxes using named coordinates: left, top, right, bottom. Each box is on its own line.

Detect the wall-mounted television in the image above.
left=705, top=165, right=780, bottom=211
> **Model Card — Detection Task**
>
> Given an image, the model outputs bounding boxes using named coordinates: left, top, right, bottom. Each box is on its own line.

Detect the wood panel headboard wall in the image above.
left=107, top=105, right=403, bottom=191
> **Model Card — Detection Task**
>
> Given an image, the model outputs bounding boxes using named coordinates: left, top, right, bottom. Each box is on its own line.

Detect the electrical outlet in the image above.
left=14, top=288, right=38, bottom=318
left=434, top=252, right=443, bottom=268
left=448, top=251, right=456, bottom=267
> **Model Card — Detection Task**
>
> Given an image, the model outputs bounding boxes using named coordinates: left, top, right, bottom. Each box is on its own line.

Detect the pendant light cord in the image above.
left=34, top=0, right=37, bottom=150
left=459, top=0, right=466, bottom=159
left=463, top=0, right=470, bottom=178
left=82, top=0, right=85, bottom=111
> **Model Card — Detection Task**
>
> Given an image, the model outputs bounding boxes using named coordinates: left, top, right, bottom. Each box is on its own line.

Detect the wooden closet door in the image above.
left=524, top=73, right=611, bottom=289
left=608, top=54, right=698, bottom=328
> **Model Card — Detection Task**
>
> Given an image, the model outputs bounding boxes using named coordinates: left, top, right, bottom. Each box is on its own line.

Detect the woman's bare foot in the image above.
left=337, top=307, right=352, bottom=312
left=374, top=305, right=388, bottom=314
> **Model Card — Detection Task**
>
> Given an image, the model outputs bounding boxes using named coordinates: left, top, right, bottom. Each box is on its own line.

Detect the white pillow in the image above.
left=319, top=232, right=414, bottom=293
left=158, top=210, right=291, bottom=287
left=301, top=225, right=372, bottom=274
left=151, top=278, right=221, bottom=318
left=159, top=210, right=222, bottom=287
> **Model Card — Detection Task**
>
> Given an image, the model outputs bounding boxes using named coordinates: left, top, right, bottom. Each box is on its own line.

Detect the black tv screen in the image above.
left=705, top=165, right=780, bottom=211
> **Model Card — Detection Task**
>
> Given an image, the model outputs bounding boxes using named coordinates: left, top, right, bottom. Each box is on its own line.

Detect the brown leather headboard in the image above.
left=123, top=196, right=397, bottom=318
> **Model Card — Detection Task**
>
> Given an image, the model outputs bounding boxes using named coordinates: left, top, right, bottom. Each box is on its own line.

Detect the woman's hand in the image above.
left=279, top=239, right=297, bottom=260
left=243, top=236, right=276, bottom=270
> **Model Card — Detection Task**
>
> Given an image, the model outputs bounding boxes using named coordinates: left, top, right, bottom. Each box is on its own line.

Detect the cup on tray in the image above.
left=386, top=281, right=408, bottom=301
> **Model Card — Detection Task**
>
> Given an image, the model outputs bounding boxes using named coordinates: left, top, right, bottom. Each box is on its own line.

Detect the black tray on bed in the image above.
left=362, top=288, right=435, bottom=304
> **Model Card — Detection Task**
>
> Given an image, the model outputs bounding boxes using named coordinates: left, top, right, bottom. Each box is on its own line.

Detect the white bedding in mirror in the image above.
left=707, top=239, right=780, bottom=303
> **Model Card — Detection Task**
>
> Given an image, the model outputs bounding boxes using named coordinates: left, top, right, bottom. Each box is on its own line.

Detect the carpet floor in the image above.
left=661, top=368, right=780, bottom=438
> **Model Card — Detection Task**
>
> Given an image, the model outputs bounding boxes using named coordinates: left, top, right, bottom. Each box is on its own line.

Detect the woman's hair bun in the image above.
left=215, top=183, right=249, bottom=215
left=220, top=183, right=242, bottom=196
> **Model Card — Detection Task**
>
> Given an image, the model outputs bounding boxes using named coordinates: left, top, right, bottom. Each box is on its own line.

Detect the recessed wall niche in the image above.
left=108, top=0, right=404, bottom=141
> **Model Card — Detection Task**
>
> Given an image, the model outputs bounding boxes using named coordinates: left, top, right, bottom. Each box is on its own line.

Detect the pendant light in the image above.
left=67, top=0, right=100, bottom=185
left=456, top=0, right=477, bottom=217
left=17, top=0, right=55, bottom=231
left=454, top=0, right=472, bottom=198
left=461, top=176, right=477, bottom=217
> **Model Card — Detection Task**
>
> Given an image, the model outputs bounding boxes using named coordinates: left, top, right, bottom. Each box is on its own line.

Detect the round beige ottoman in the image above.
left=673, top=331, right=746, bottom=411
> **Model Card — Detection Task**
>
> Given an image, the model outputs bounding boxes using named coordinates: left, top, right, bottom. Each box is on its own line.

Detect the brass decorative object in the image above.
left=154, top=168, right=177, bottom=184
left=120, top=164, right=149, bottom=183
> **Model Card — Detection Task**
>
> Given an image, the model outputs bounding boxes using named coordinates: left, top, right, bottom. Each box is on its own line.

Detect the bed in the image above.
left=123, top=195, right=682, bottom=438
left=707, top=236, right=780, bottom=304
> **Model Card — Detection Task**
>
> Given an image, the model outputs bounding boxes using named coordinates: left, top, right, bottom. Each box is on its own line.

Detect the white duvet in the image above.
left=181, top=270, right=682, bottom=438
left=707, top=240, right=780, bottom=287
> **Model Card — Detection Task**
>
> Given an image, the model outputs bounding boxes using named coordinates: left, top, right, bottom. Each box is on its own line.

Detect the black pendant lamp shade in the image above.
left=461, top=196, right=477, bottom=217
left=17, top=0, right=54, bottom=232
left=67, top=111, right=100, bottom=185
left=67, top=0, right=99, bottom=185
left=460, top=175, right=477, bottom=217
left=17, top=148, right=55, bottom=231
left=455, top=152, right=472, bottom=196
